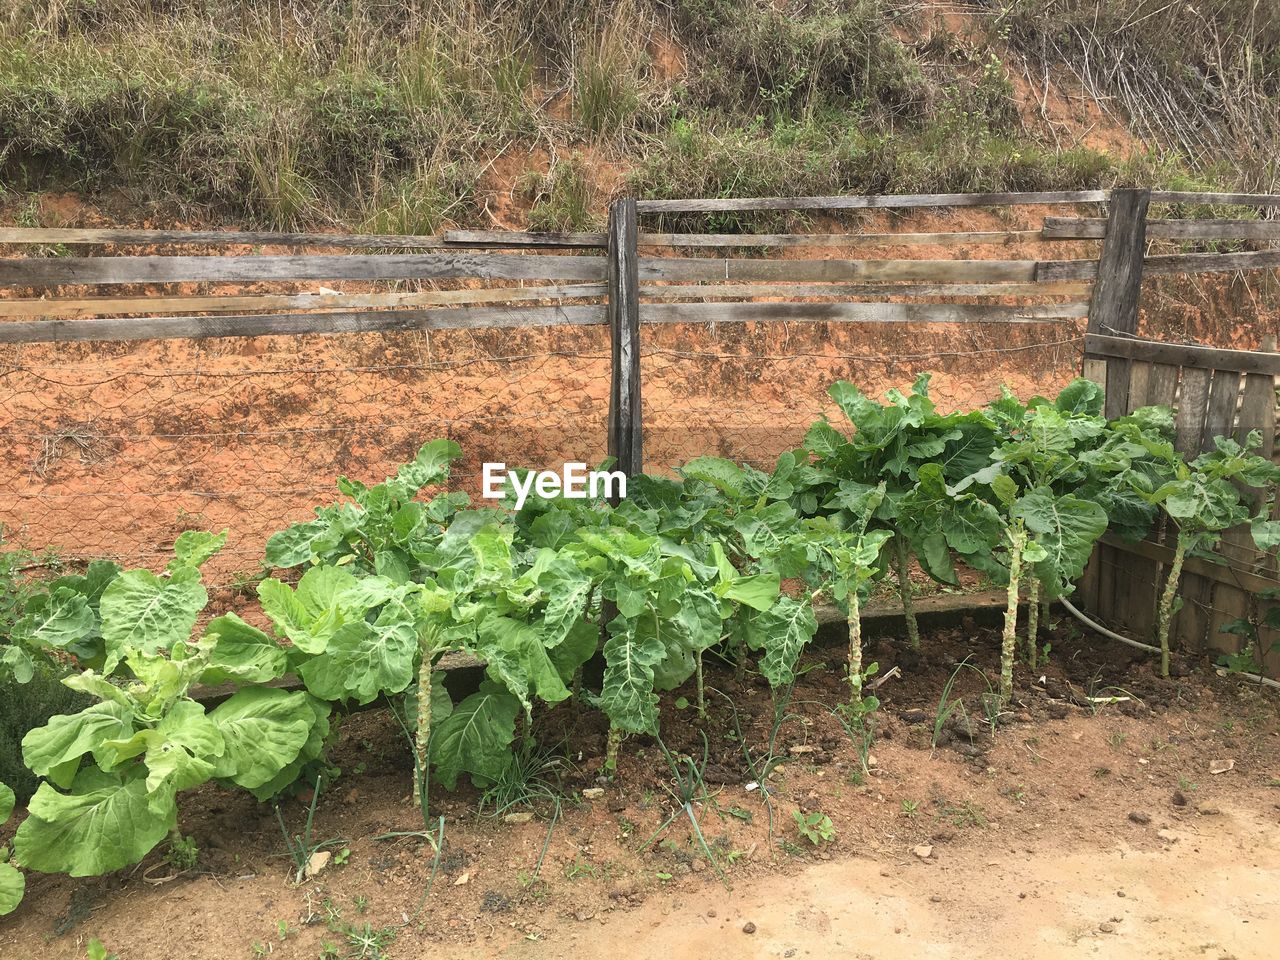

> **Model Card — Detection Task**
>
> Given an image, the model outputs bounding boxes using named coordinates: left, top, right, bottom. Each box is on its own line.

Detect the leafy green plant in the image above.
left=792, top=809, right=836, bottom=845
left=0, top=779, right=23, bottom=915
left=1124, top=433, right=1280, bottom=676
left=12, top=533, right=327, bottom=879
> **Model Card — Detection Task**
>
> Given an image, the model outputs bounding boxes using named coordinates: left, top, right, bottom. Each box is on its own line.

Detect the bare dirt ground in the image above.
left=4, top=616, right=1278, bottom=960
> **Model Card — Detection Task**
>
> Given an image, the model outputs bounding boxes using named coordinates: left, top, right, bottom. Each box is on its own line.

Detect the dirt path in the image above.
left=486, top=802, right=1279, bottom=960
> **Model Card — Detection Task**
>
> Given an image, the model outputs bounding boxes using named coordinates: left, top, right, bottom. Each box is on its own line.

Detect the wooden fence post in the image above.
left=1086, top=188, right=1151, bottom=419
left=607, top=196, right=642, bottom=481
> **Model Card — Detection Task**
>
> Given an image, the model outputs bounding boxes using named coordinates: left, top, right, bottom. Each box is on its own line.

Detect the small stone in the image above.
left=1157, top=829, right=1179, bottom=843
left=1117, top=891, right=1126, bottom=898
left=707, top=909, right=717, bottom=918
left=1197, top=804, right=1221, bottom=816
left=1127, top=811, right=1151, bottom=825
left=1209, top=759, right=1235, bottom=775
left=607, top=797, right=628, bottom=813
left=503, top=812, right=534, bottom=824
left=574, top=910, right=595, bottom=922
left=1099, top=922, right=1116, bottom=934
left=913, top=844, right=934, bottom=860
left=582, top=787, right=605, bottom=800
left=303, top=850, right=331, bottom=879
left=1171, top=790, right=1188, bottom=807
left=742, top=922, right=757, bottom=935
left=690, top=859, right=706, bottom=873
left=1047, top=702, right=1071, bottom=720
left=929, top=895, right=942, bottom=903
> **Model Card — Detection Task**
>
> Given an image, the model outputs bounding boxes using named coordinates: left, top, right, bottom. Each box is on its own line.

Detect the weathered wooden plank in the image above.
left=0, top=228, right=450, bottom=248
left=1174, top=367, right=1212, bottom=454
left=638, top=258, right=1041, bottom=283
left=1040, top=248, right=1280, bottom=281
left=607, top=198, right=642, bottom=479
left=1087, top=189, right=1150, bottom=419
left=634, top=190, right=1108, bottom=213
left=640, top=301, right=1088, bottom=325
left=1100, top=535, right=1280, bottom=595
left=0, top=253, right=608, bottom=286
left=1044, top=217, right=1280, bottom=241
left=638, top=230, right=1047, bottom=247
left=1146, top=363, right=1180, bottom=407
left=1149, top=191, right=1280, bottom=207
left=1084, top=335, right=1280, bottom=377
left=442, top=230, right=606, bottom=248
left=0, top=304, right=607, bottom=343
left=1127, top=361, right=1153, bottom=409
left=639, top=281, right=1091, bottom=299
left=1202, top=370, right=1243, bottom=452
left=0, top=280, right=1090, bottom=318
left=0, top=284, right=609, bottom=318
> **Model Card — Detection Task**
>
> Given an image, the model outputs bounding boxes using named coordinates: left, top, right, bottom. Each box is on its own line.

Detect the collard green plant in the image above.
left=1124, top=431, right=1280, bottom=676
left=11, top=533, right=326, bottom=878
left=0, top=779, right=22, bottom=916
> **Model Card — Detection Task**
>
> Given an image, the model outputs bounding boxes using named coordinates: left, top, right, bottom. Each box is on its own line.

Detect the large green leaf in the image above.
left=599, top=615, right=666, bottom=734
left=13, top=587, right=94, bottom=651
left=475, top=615, right=571, bottom=709
left=0, top=862, right=22, bottom=916
left=168, top=529, right=228, bottom=571
left=387, top=438, right=462, bottom=498
left=100, top=567, right=207, bottom=672
left=0, top=782, right=13, bottom=824
left=201, top=613, right=288, bottom=684
left=1014, top=487, right=1108, bottom=594
left=142, top=700, right=224, bottom=804
left=431, top=682, right=520, bottom=790
left=22, top=702, right=135, bottom=789
left=297, top=597, right=419, bottom=704
left=208, top=688, right=315, bottom=790
left=248, top=696, right=332, bottom=802
left=264, top=518, right=329, bottom=568
left=15, top=770, right=175, bottom=877
left=257, top=565, right=357, bottom=654
left=746, top=596, right=819, bottom=689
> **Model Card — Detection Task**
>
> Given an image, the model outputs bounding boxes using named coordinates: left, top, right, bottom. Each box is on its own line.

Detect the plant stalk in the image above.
left=894, top=535, right=920, bottom=650
left=414, top=649, right=434, bottom=827
left=1026, top=576, right=1039, bottom=669
left=999, top=524, right=1026, bottom=704
left=604, top=724, right=622, bottom=778
left=695, top=651, right=706, bottom=721
left=848, top=590, right=863, bottom=703
left=1156, top=537, right=1187, bottom=679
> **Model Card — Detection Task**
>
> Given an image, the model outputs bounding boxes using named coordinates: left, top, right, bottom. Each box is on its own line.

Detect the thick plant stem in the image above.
left=1156, top=538, right=1187, bottom=679
left=695, top=651, right=706, bottom=721
left=999, top=526, right=1026, bottom=704
left=414, top=653, right=433, bottom=826
left=604, top=724, right=622, bottom=777
left=894, top=535, right=920, bottom=650
left=848, top=591, right=863, bottom=704
left=1026, top=577, right=1040, bottom=670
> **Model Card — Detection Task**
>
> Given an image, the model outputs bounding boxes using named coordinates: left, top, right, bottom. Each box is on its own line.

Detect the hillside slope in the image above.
left=5, top=0, right=1273, bottom=230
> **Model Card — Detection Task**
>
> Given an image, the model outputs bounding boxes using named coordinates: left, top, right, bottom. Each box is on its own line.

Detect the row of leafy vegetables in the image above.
left=1, top=375, right=1277, bottom=915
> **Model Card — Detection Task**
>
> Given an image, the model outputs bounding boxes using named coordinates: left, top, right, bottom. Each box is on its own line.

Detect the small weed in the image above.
left=941, top=801, right=987, bottom=828
left=792, top=810, right=836, bottom=845
left=655, top=871, right=673, bottom=882
left=333, top=847, right=351, bottom=867
left=85, top=941, right=119, bottom=960
left=277, top=920, right=295, bottom=941
left=165, top=833, right=199, bottom=871
left=1107, top=732, right=1129, bottom=749
left=354, top=894, right=370, bottom=914
left=563, top=857, right=597, bottom=881
left=1178, top=775, right=1198, bottom=793
left=900, top=799, right=920, bottom=818
left=342, top=922, right=396, bottom=960
left=725, top=806, right=754, bottom=824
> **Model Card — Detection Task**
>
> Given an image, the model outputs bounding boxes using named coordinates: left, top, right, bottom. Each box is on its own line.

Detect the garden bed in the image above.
left=4, top=615, right=1278, bottom=960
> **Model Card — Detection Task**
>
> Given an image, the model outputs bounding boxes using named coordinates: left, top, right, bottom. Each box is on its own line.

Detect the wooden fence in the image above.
left=1, top=187, right=1278, bottom=668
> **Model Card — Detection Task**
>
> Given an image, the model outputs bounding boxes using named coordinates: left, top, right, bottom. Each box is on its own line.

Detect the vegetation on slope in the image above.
left=0, top=0, right=1222, bottom=230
